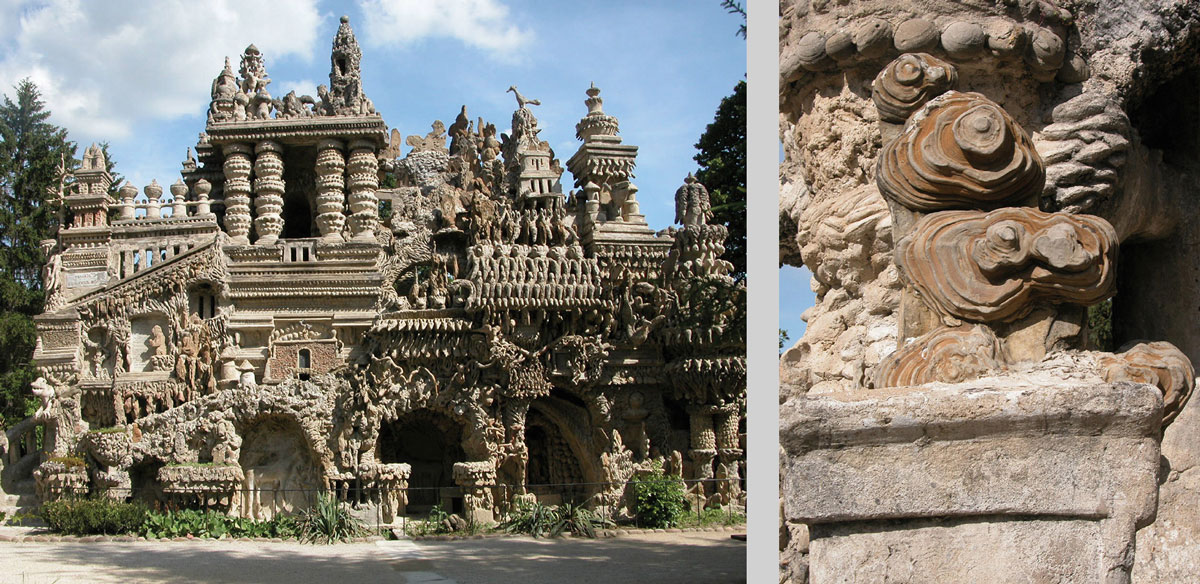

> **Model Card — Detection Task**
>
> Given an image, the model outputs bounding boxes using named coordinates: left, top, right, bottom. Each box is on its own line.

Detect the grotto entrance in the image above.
left=526, top=392, right=592, bottom=504
left=377, top=410, right=466, bottom=513
left=238, top=415, right=323, bottom=519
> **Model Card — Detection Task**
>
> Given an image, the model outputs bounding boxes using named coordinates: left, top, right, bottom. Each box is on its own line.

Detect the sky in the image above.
left=779, top=264, right=812, bottom=351
left=0, top=0, right=747, bottom=232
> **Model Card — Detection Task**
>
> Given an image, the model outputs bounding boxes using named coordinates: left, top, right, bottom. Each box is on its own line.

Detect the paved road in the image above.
left=0, top=530, right=745, bottom=584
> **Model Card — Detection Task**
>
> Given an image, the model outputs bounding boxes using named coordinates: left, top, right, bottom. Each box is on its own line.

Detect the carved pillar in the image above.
left=144, top=181, right=163, bottom=219
left=714, top=405, right=743, bottom=506
left=170, top=180, right=188, bottom=218
left=253, top=140, right=285, bottom=245
left=118, top=183, right=137, bottom=221
left=222, top=143, right=254, bottom=245
left=688, top=406, right=717, bottom=495
left=346, top=139, right=379, bottom=242
left=315, top=139, right=347, bottom=242
left=453, top=461, right=496, bottom=525
left=194, top=179, right=213, bottom=217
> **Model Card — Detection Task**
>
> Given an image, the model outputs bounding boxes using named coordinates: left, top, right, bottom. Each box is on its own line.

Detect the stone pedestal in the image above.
left=782, top=380, right=1163, bottom=584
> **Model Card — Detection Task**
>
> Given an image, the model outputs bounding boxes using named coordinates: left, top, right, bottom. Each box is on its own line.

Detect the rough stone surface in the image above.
left=781, top=0, right=1200, bottom=580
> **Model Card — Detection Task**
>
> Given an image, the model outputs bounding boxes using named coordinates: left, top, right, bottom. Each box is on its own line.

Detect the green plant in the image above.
left=296, top=492, right=366, bottom=544
left=630, top=462, right=687, bottom=528
left=140, top=508, right=299, bottom=540
left=549, top=501, right=612, bottom=538
left=678, top=506, right=746, bottom=528
left=499, top=500, right=560, bottom=538
left=410, top=503, right=454, bottom=536
left=41, top=497, right=147, bottom=535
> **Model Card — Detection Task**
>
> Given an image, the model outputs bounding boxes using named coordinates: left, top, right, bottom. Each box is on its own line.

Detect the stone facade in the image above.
left=11, top=17, right=744, bottom=524
left=781, top=0, right=1200, bottom=581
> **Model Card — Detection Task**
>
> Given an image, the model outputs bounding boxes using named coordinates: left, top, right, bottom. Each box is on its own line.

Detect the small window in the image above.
left=298, top=348, right=311, bottom=381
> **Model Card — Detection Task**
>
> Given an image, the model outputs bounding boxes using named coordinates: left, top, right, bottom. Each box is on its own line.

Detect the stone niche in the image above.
left=783, top=379, right=1162, bottom=584
left=129, top=314, right=171, bottom=373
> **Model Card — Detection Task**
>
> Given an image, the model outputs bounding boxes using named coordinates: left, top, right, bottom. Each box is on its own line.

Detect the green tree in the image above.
left=0, top=79, right=76, bottom=427
left=694, top=80, right=746, bottom=281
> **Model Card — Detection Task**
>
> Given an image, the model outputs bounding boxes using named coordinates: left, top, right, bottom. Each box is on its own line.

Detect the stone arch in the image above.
left=526, top=390, right=603, bottom=503
left=376, top=409, right=467, bottom=513
left=237, top=414, right=324, bottom=519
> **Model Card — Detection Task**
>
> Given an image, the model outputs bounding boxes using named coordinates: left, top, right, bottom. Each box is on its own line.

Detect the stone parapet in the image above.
left=783, top=380, right=1162, bottom=583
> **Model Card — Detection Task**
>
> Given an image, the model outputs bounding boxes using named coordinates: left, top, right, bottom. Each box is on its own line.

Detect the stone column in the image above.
left=688, top=406, right=717, bottom=496
left=714, top=405, right=742, bottom=505
left=453, top=461, right=496, bottom=525
left=222, top=143, right=254, bottom=245
left=346, top=139, right=379, bottom=242
left=315, top=139, right=347, bottom=242
left=253, top=140, right=285, bottom=245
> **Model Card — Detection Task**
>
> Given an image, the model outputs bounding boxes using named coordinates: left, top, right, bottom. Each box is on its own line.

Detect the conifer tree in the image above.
left=0, top=79, right=76, bottom=426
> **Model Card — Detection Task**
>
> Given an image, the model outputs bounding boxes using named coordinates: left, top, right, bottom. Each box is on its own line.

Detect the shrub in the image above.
left=549, top=501, right=612, bottom=538
left=499, top=500, right=559, bottom=538
left=41, top=498, right=148, bottom=535
left=296, top=492, right=366, bottom=544
left=630, top=462, right=687, bottom=528
left=141, top=508, right=300, bottom=540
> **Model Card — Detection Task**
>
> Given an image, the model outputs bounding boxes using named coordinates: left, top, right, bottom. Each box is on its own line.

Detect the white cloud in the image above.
left=0, top=0, right=322, bottom=140
left=356, top=0, right=528, bottom=56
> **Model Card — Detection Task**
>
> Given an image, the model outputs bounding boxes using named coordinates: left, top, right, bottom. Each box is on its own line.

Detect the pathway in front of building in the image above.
left=0, top=530, right=745, bottom=584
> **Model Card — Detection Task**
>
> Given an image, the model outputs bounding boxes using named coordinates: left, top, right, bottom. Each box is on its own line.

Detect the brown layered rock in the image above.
left=873, top=325, right=1003, bottom=388
left=1102, top=341, right=1196, bottom=428
left=897, top=207, right=1118, bottom=323
left=871, top=53, right=957, bottom=124
left=877, top=91, right=1043, bottom=212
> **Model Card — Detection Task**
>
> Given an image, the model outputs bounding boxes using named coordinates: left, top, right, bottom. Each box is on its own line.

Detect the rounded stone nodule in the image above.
left=894, top=19, right=939, bottom=52
left=941, top=21, right=987, bottom=60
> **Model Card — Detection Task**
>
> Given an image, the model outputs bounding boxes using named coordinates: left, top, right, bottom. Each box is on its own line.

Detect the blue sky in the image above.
left=779, top=264, right=812, bottom=350
left=0, top=0, right=746, bottom=232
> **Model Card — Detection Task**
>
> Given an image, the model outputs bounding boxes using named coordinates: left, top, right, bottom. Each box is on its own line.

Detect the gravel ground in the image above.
left=0, top=527, right=746, bottom=584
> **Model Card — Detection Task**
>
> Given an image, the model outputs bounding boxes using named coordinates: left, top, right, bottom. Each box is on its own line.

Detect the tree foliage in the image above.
left=0, top=79, right=75, bottom=427
left=694, top=80, right=746, bottom=281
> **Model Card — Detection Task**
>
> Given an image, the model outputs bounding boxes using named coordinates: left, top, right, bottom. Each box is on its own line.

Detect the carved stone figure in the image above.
left=674, top=173, right=711, bottom=226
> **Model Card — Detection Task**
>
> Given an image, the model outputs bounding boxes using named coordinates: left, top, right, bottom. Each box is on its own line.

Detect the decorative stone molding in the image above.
left=896, top=207, right=1117, bottom=323
left=871, top=53, right=957, bottom=124
left=1101, top=341, right=1196, bottom=428
left=877, top=91, right=1044, bottom=212
left=873, top=325, right=1004, bottom=388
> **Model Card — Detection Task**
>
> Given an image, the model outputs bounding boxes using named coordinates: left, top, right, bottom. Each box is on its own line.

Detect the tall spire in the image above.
left=326, top=15, right=374, bottom=116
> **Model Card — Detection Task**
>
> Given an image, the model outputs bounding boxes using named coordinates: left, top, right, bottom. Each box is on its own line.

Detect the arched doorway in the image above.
left=238, top=415, right=322, bottom=519
left=377, top=410, right=466, bottom=513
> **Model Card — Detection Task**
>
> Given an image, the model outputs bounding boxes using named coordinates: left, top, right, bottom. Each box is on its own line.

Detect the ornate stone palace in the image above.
left=12, top=18, right=744, bottom=524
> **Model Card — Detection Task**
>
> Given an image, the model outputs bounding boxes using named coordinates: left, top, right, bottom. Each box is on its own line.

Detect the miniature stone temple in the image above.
left=11, top=17, right=745, bottom=525
left=781, top=1, right=1200, bottom=582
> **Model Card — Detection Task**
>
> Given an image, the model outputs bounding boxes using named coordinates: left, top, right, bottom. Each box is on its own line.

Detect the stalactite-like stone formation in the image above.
left=873, top=325, right=1003, bottom=388
left=222, top=144, right=254, bottom=245
left=1101, top=341, right=1196, bottom=428
left=253, top=141, right=285, bottom=245
left=871, top=53, right=957, bottom=124
left=877, top=91, right=1044, bottom=211
left=896, top=208, right=1117, bottom=323
left=346, top=139, right=379, bottom=242
left=315, top=139, right=346, bottom=242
